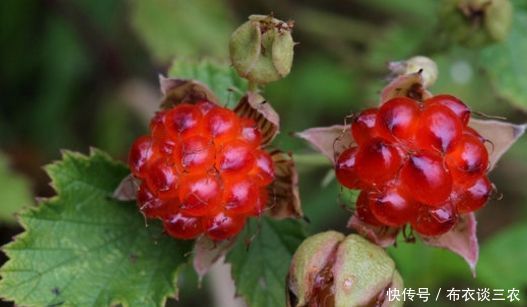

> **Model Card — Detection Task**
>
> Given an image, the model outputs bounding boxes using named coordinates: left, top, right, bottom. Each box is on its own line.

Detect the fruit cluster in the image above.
left=128, top=100, right=274, bottom=241
left=336, top=95, right=492, bottom=236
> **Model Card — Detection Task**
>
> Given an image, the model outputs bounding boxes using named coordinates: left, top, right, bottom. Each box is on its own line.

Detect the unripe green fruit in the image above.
left=229, top=15, right=294, bottom=84
left=440, top=0, right=512, bottom=48
left=287, top=232, right=403, bottom=307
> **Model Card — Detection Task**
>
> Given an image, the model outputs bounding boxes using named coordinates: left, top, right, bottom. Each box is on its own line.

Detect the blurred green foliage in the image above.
left=1, top=0, right=527, bottom=306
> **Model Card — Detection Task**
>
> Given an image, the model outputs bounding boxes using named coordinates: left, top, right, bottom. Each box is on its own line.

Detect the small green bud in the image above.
left=287, top=232, right=403, bottom=307
left=229, top=15, right=294, bottom=84
left=440, top=0, right=513, bottom=48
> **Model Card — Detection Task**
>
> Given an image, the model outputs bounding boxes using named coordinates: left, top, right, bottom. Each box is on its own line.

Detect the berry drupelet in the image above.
left=336, top=95, right=492, bottom=236
left=129, top=100, right=274, bottom=241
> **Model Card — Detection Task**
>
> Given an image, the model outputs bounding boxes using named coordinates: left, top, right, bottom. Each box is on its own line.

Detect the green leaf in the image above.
left=168, top=58, right=248, bottom=107
left=0, top=153, right=32, bottom=224
left=0, top=149, right=192, bottom=307
left=478, top=224, right=527, bottom=291
left=227, top=217, right=306, bottom=307
left=479, top=2, right=527, bottom=110
left=130, top=0, right=233, bottom=62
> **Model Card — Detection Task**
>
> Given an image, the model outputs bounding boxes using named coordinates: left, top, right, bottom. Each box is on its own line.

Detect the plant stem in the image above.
left=293, top=153, right=332, bottom=167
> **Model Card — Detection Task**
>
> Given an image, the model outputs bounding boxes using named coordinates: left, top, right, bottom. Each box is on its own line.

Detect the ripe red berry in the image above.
left=251, top=151, right=275, bottom=185
left=351, top=108, right=379, bottom=145
left=144, top=159, right=180, bottom=199
left=163, top=213, right=203, bottom=240
left=240, top=118, right=263, bottom=147
left=177, top=135, right=215, bottom=173
left=411, top=203, right=457, bottom=236
left=336, top=94, right=492, bottom=235
left=137, top=183, right=173, bottom=218
left=129, top=100, right=276, bottom=240
left=453, top=176, right=492, bottom=214
left=356, top=138, right=402, bottom=185
left=368, top=185, right=417, bottom=227
left=424, top=95, right=470, bottom=126
left=416, top=104, right=463, bottom=153
left=376, top=97, right=420, bottom=142
left=129, top=136, right=153, bottom=178
left=335, top=147, right=361, bottom=190
left=178, top=173, right=222, bottom=216
left=205, top=212, right=246, bottom=241
left=223, top=178, right=259, bottom=214
left=217, top=139, right=255, bottom=174
left=166, top=103, right=203, bottom=137
left=400, top=150, right=452, bottom=206
left=355, top=190, right=382, bottom=226
left=446, top=134, right=489, bottom=186
left=205, top=107, right=241, bottom=143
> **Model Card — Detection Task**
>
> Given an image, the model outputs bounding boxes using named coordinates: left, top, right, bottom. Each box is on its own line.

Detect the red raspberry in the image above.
left=128, top=101, right=275, bottom=241
left=446, top=134, right=489, bottom=186
left=355, top=138, right=402, bottom=185
left=453, top=176, right=492, bottom=214
left=376, top=97, right=420, bottom=142
left=400, top=150, right=452, bottom=206
left=335, top=147, right=361, bottom=190
left=415, top=104, right=462, bottom=153
left=424, top=95, right=470, bottom=126
left=355, top=190, right=382, bottom=226
left=411, top=203, right=457, bottom=236
left=368, top=184, right=417, bottom=227
left=335, top=95, right=491, bottom=237
left=351, top=108, right=379, bottom=145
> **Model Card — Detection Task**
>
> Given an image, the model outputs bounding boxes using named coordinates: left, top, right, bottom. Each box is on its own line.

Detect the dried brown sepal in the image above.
left=347, top=215, right=400, bottom=248
left=158, top=75, right=221, bottom=108
left=295, top=125, right=353, bottom=164
left=469, top=118, right=527, bottom=171
left=234, top=92, right=280, bottom=146
left=112, top=174, right=139, bottom=201
left=266, top=150, right=303, bottom=219
left=419, top=213, right=479, bottom=276
left=192, top=236, right=236, bottom=282
left=380, top=72, right=433, bottom=104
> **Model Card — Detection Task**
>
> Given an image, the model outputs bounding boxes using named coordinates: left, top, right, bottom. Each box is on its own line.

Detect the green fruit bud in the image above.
left=229, top=15, right=294, bottom=84
left=440, top=0, right=513, bottom=48
left=287, top=232, right=403, bottom=307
